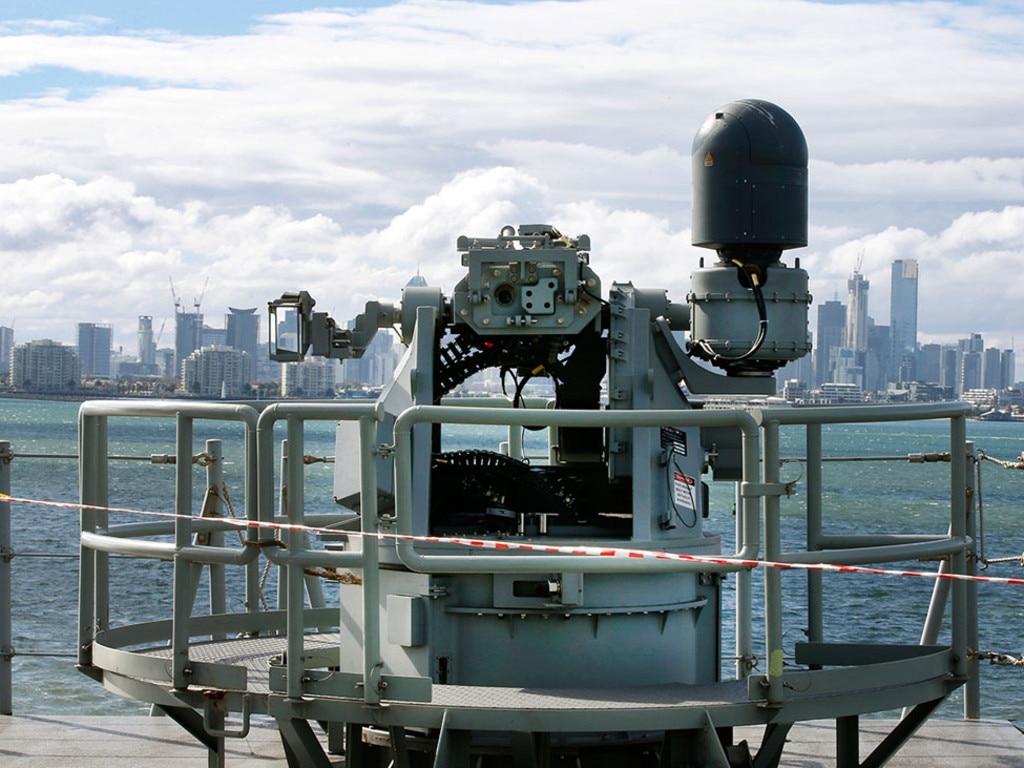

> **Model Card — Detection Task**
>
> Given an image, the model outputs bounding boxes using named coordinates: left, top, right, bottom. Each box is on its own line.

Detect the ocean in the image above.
left=2, top=396, right=1024, bottom=723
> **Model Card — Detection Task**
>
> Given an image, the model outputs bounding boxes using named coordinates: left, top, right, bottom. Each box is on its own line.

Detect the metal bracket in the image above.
left=741, top=481, right=792, bottom=498
left=202, top=690, right=251, bottom=739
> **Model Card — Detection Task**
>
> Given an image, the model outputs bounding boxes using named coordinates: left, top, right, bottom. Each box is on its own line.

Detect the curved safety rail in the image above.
left=75, top=399, right=975, bottom=767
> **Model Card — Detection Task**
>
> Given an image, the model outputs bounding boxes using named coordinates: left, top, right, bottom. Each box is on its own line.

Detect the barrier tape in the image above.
left=3, top=492, right=1024, bottom=586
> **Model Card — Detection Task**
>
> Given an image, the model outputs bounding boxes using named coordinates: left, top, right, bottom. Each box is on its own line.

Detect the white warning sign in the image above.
left=672, top=471, right=696, bottom=514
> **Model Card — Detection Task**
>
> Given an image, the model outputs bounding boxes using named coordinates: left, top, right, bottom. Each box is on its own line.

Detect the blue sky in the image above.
left=1, top=1, right=390, bottom=35
left=1, top=0, right=1024, bottom=374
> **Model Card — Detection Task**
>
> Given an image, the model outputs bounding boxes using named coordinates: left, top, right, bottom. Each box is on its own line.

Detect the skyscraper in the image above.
left=815, top=300, right=845, bottom=386
left=77, top=323, right=113, bottom=377
left=1002, top=349, right=1017, bottom=388
left=137, top=316, right=156, bottom=368
left=226, top=307, right=260, bottom=362
left=957, top=333, right=984, bottom=395
left=844, top=271, right=870, bottom=352
left=982, top=347, right=1003, bottom=390
left=175, top=311, right=203, bottom=376
left=0, top=326, right=13, bottom=375
left=890, top=259, right=919, bottom=382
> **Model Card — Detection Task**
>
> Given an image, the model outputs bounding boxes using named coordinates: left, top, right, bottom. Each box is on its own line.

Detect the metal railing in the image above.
left=754, top=402, right=974, bottom=713
left=0, top=437, right=179, bottom=716
left=1, top=440, right=11, bottom=715
left=3, top=397, right=977, bottom=721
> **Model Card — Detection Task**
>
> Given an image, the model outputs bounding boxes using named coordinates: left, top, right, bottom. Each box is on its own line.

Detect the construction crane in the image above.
left=169, top=277, right=181, bottom=314
left=194, top=276, right=209, bottom=313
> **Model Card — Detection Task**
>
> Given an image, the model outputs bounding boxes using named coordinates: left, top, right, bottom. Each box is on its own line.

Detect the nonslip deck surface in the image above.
left=138, top=632, right=753, bottom=709
left=1, top=716, right=1023, bottom=767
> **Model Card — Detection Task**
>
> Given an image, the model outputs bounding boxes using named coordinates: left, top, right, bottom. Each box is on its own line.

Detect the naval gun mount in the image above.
left=256, top=101, right=965, bottom=766
left=67, top=101, right=973, bottom=768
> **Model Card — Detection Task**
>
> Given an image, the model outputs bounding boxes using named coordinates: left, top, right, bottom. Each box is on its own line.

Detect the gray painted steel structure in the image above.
left=72, top=398, right=974, bottom=767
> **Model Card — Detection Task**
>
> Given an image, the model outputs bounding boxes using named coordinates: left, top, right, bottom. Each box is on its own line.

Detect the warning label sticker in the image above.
left=660, top=427, right=687, bottom=456
left=673, top=471, right=696, bottom=513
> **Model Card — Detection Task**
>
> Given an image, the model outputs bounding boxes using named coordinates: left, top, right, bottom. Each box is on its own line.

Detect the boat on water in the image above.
left=71, top=101, right=982, bottom=767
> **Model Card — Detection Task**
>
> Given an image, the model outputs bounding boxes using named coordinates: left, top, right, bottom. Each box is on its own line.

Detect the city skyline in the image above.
left=5, top=253, right=1021, bottom=398
left=0, top=1, right=1023, bottom=379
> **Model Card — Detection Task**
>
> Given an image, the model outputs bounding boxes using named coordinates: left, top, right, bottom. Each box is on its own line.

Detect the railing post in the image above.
left=762, top=418, right=785, bottom=704
left=171, top=413, right=194, bottom=690
left=805, top=424, right=824, bottom=649
left=949, top=415, right=968, bottom=683
left=1, top=441, right=13, bottom=715
left=734, top=481, right=751, bottom=679
left=285, top=416, right=306, bottom=700
left=243, top=410, right=260, bottom=617
left=78, top=412, right=108, bottom=671
left=205, top=440, right=226, bottom=625
left=277, top=438, right=289, bottom=610
left=359, top=415, right=382, bottom=705
left=964, top=440, right=980, bottom=719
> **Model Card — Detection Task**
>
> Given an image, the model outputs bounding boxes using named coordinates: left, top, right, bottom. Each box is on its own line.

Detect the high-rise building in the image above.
left=890, top=259, right=918, bottom=382
left=940, top=346, right=959, bottom=390
left=814, top=300, right=845, bottom=386
left=1002, top=349, right=1017, bottom=388
left=343, top=330, right=399, bottom=387
left=982, top=347, right=1003, bottom=390
left=11, top=339, right=82, bottom=391
left=175, top=311, right=203, bottom=376
left=844, top=271, right=870, bottom=352
left=830, top=346, right=863, bottom=389
left=180, top=345, right=252, bottom=397
left=957, top=333, right=984, bottom=395
left=918, top=343, right=941, bottom=384
left=226, top=307, right=260, bottom=362
left=77, top=323, right=113, bottom=377
left=137, top=316, right=156, bottom=368
left=282, top=360, right=337, bottom=397
left=201, top=325, right=227, bottom=348
left=0, top=326, right=13, bottom=375
left=777, top=331, right=813, bottom=390
left=865, top=323, right=891, bottom=392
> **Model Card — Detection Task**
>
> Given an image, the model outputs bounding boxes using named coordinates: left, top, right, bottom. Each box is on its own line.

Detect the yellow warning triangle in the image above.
left=704, top=152, right=714, bottom=167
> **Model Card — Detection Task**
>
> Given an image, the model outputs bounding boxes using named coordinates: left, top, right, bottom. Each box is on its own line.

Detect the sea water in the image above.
left=2, top=396, right=1024, bottom=722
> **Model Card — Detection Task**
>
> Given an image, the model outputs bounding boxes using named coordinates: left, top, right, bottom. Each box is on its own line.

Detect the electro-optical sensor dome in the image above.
left=691, top=99, right=808, bottom=263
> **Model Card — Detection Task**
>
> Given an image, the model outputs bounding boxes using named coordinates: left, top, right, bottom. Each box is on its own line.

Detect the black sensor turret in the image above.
left=691, top=99, right=808, bottom=265
left=688, top=100, right=812, bottom=375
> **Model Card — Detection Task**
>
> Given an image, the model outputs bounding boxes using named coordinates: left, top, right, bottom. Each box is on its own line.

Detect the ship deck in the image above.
left=2, top=716, right=1023, bottom=767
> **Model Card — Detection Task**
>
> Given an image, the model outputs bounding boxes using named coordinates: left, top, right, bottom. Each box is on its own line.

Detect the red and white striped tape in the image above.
left=3, top=492, right=1023, bottom=586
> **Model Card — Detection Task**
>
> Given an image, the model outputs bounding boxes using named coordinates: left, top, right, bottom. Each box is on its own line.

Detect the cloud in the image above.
left=1, top=0, right=1023, bottom=373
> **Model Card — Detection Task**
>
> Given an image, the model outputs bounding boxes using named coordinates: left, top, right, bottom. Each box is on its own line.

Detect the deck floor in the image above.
left=1, top=715, right=1023, bottom=766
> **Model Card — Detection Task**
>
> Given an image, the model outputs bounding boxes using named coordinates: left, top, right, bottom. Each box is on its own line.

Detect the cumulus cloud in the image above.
left=0, top=0, right=1023, bottom=371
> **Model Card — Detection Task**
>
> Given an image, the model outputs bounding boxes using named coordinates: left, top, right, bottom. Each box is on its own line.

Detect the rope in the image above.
left=975, top=450, right=1024, bottom=570
left=304, top=568, right=363, bottom=585
left=972, top=650, right=1024, bottom=667
left=302, top=455, right=335, bottom=465
left=978, top=450, right=1024, bottom=470
left=6, top=492, right=1024, bottom=587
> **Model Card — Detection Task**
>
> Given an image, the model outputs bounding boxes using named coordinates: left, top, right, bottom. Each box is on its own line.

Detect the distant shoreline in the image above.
left=0, top=391, right=243, bottom=404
